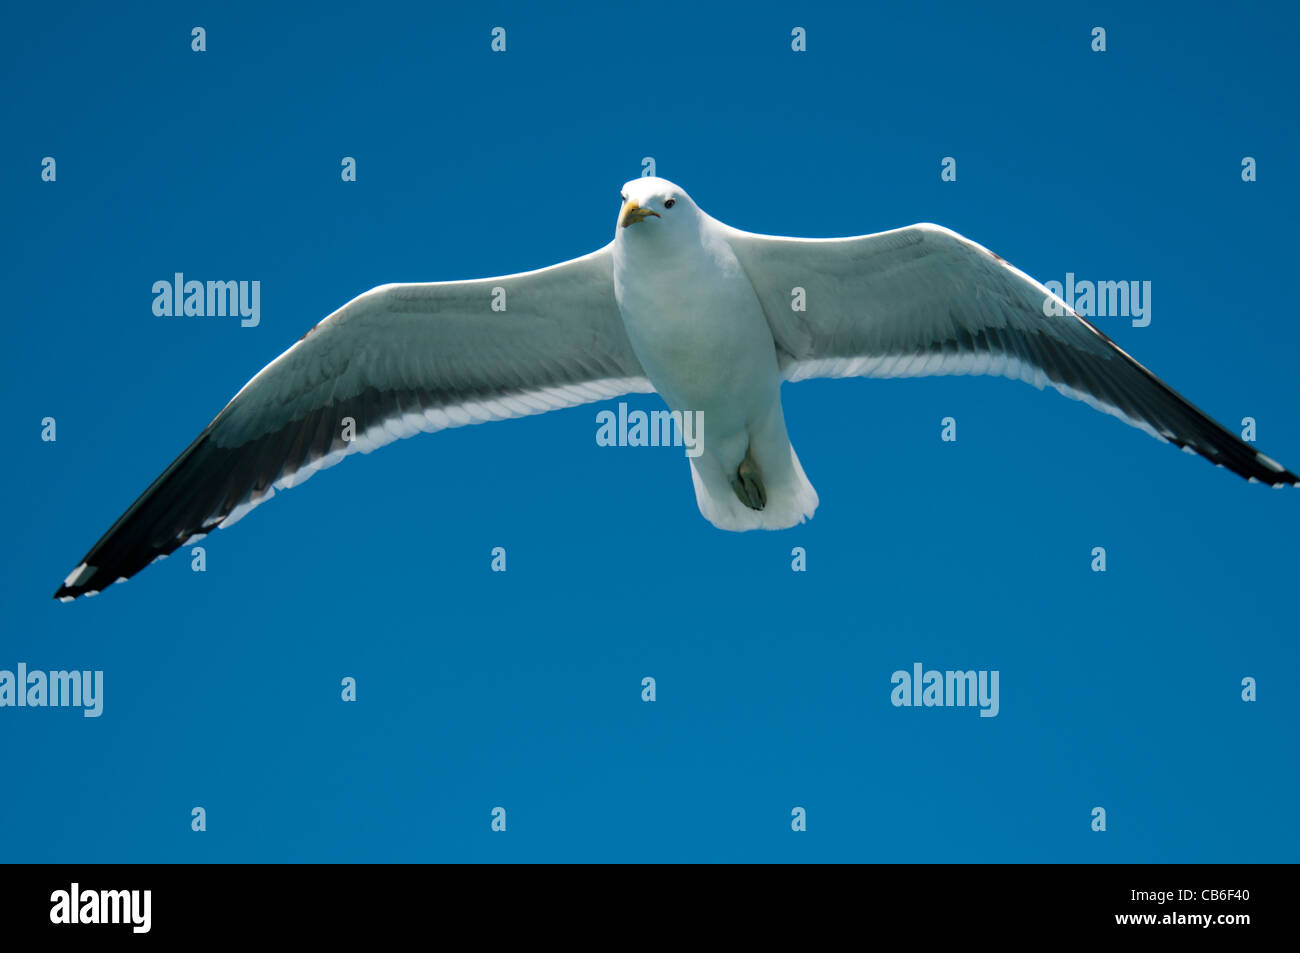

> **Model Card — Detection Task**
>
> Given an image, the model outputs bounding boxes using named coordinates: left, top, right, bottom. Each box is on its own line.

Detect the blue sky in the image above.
left=2, top=0, right=1297, bottom=861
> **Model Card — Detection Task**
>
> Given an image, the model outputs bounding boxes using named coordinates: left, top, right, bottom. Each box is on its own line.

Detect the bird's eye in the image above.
left=621, top=193, right=627, bottom=201
left=664, top=199, right=676, bottom=209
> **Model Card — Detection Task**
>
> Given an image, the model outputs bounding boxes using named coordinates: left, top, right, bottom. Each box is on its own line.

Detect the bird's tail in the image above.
left=690, top=442, right=819, bottom=531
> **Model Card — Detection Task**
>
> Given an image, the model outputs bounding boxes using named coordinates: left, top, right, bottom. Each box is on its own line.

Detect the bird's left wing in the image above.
left=56, top=243, right=650, bottom=600
left=725, top=222, right=1297, bottom=486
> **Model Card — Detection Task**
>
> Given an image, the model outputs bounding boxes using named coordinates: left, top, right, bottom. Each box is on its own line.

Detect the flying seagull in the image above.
left=55, top=176, right=1296, bottom=600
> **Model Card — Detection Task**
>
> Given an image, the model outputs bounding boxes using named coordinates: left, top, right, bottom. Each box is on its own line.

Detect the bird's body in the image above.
left=53, top=175, right=1297, bottom=601
left=612, top=178, right=816, bottom=529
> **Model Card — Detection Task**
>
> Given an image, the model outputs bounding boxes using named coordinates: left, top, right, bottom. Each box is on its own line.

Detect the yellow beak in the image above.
left=619, top=199, right=660, bottom=228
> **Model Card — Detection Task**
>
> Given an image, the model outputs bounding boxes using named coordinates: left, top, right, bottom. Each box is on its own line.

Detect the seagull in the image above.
left=55, top=176, right=1297, bottom=600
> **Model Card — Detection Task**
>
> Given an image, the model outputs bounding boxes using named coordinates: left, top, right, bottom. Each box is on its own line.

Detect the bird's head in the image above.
left=615, top=177, right=699, bottom=243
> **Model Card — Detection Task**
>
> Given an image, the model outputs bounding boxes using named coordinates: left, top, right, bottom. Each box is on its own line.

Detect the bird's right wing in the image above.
left=725, top=222, right=1297, bottom=487
left=56, top=243, right=650, bottom=600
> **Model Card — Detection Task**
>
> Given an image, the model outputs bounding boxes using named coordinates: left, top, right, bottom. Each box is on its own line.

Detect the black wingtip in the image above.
left=53, top=563, right=104, bottom=603
left=1248, top=450, right=1300, bottom=488
left=53, top=580, right=111, bottom=602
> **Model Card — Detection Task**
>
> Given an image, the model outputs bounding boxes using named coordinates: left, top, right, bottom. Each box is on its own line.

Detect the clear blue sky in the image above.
left=3, top=0, right=1297, bottom=861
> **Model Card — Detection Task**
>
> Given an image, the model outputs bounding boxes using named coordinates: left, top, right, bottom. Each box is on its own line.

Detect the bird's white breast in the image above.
left=612, top=223, right=780, bottom=417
